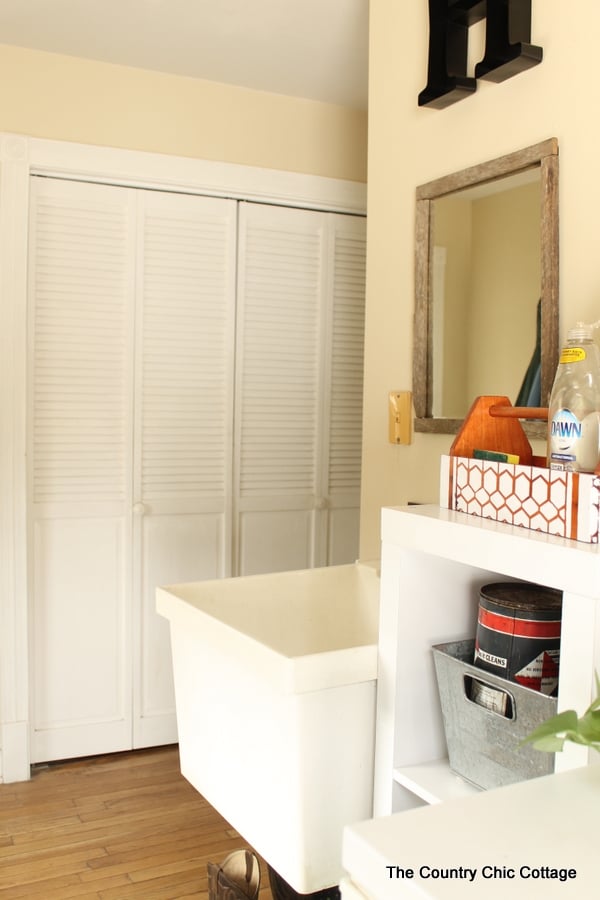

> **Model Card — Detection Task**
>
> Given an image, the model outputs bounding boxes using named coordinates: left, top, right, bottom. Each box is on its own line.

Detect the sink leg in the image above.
left=268, top=865, right=340, bottom=900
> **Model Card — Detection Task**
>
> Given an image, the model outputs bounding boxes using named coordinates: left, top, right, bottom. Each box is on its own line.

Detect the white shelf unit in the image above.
left=372, top=504, right=600, bottom=816
left=392, top=760, right=479, bottom=805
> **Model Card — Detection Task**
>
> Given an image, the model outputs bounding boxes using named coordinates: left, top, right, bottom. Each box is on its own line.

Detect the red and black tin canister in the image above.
left=474, top=582, right=563, bottom=695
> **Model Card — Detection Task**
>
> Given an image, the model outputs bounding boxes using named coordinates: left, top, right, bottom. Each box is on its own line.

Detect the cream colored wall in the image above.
left=0, top=44, right=367, bottom=182
left=360, top=0, right=597, bottom=559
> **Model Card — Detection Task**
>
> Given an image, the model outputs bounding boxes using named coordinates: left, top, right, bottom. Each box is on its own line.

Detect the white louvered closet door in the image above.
left=234, top=203, right=366, bottom=575
left=133, top=190, right=236, bottom=748
left=28, top=178, right=237, bottom=762
left=28, top=177, right=136, bottom=762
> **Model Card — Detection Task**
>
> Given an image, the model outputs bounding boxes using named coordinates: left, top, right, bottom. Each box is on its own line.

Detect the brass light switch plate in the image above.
left=388, top=391, right=413, bottom=444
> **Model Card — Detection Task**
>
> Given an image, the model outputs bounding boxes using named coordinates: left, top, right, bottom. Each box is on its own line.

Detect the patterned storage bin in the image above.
left=440, top=454, right=600, bottom=543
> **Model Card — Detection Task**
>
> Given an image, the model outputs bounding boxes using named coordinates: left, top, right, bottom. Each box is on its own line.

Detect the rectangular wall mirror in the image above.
left=413, top=139, right=559, bottom=436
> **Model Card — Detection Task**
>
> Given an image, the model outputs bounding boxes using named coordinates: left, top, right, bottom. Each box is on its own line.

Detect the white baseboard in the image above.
left=1, top=721, right=30, bottom=783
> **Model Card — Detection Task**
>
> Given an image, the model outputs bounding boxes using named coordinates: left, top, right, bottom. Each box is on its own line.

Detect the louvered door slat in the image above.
left=234, top=203, right=328, bottom=575
left=139, top=196, right=236, bottom=503
left=30, top=180, right=132, bottom=507
left=237, top=208, right=322, bottom=500
left=328, top=224, right=367, bottom=494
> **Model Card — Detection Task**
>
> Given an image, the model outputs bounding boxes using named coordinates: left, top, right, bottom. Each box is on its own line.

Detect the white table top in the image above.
left=343, top=764, right=599, bottom=899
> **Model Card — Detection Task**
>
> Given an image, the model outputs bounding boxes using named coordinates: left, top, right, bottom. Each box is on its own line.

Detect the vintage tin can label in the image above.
left=474, top=582, right=562, bottom=695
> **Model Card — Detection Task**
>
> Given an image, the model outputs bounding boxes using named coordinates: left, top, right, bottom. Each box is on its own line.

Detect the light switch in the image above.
left=388, top=391, right=413, bottom=444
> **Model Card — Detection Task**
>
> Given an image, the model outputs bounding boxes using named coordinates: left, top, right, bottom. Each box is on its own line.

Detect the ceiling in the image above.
left=0, top=0, right=369, bottom=110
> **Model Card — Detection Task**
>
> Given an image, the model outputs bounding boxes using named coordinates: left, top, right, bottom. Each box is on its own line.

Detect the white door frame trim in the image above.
left=0, top=131, right=366, bottom=782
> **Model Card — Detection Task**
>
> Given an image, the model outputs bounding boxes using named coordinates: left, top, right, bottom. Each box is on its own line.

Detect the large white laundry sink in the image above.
left=157, top=561, right=380, bottom=894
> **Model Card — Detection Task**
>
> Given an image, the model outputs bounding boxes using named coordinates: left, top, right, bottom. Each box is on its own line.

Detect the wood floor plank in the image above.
left=0, top=870, right=131, bottom=900
left=0, top=746, right=274, bottom=900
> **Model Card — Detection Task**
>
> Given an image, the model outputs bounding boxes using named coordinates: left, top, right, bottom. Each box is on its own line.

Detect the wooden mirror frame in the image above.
left=413, top=138, right=559, bottom=437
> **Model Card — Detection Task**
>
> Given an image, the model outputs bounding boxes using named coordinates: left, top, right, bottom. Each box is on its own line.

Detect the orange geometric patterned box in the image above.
left=440, top=455, right=600, bottom=544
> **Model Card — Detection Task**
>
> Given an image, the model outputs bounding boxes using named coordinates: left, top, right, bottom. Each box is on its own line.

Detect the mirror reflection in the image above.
left=413, top=139, right=559, bottom=436
left=432, top=172, right=541, bottom=418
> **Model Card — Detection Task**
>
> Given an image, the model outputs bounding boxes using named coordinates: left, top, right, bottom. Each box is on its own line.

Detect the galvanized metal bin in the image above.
left=432, top=639, right=557, bottom=790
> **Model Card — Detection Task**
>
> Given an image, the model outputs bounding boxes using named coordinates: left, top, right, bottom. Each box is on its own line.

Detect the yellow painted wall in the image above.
left=360, top=0, right=598, bottom=559
left=0, top=43, right=367, bottom=182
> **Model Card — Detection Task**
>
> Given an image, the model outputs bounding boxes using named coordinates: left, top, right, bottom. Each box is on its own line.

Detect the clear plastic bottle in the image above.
left=547, top=324, right=600, bottom=472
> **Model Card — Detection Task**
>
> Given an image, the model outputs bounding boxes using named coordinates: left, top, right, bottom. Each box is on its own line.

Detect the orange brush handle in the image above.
left=489, top=406, right=548, bottom=421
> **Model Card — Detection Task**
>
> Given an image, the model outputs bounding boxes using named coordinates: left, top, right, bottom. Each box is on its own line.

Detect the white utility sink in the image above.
left=157, top=561, right=380, bottom=894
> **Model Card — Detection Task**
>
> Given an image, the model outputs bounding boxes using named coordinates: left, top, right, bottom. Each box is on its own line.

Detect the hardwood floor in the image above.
left=0, top=745, right=274, bottom=900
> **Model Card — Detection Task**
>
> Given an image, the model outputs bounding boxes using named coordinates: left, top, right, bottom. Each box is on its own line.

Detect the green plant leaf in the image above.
left=521, top=672, right=600, bottom=754
left=526, top=734, right=566, bottom=752
left=586, top=694, right=600, bottom=714
left=582, top=672, right=600, bottom=714
left=577, top=710, right=600, bottom=742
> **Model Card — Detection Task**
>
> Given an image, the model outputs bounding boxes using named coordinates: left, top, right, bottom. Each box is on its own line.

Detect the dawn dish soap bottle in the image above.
left=547, top=324, right=600, bottom=473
